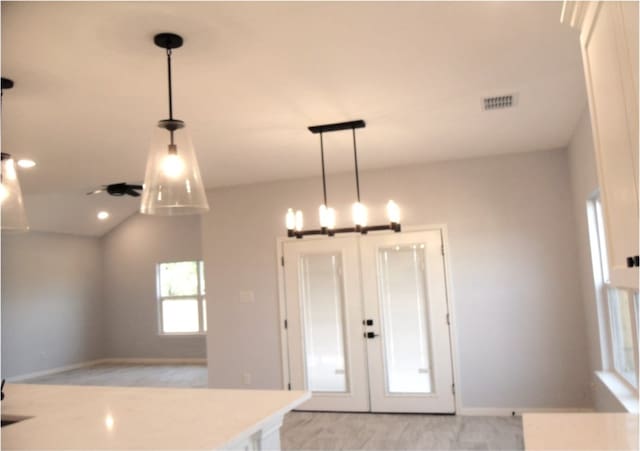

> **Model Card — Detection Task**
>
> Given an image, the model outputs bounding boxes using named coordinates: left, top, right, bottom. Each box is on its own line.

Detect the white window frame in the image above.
left=156, top=260, right=207, bottom=335
left=587, top=192, right=639, bottom=393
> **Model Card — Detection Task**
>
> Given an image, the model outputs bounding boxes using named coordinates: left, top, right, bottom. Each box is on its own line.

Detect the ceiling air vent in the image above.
left=482, top=94, right=517, bottom=111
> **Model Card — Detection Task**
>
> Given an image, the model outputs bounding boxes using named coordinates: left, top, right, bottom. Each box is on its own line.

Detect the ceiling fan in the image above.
left=87, top=182, right=144, bottom=198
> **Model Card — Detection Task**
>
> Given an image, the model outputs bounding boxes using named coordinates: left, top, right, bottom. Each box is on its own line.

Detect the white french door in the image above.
left=282, top=230, right=455, bottom=413
left=361, top=231, right=455, bottom=413
left=283, top=236, right=370, bottom=411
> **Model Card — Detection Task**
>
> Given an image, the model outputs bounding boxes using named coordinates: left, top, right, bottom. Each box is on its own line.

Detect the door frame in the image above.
left=275, top=224, right=462, bottom=414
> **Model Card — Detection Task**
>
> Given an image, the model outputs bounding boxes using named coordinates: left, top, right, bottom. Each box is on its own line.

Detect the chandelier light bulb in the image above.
left=387, top=200, right=400, bottom=224
left=286, top=208, right=295, bottom=231
left=352, top=202, right=368, bottom=227
left=326, top=207, right=336, bottom=229
left=319, top=204, right=328, bottom=228
left=295, top=210, right=304, bottom=231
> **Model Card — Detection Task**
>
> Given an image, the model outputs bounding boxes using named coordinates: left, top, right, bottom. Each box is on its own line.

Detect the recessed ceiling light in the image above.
left=97, top=211, right=110, bottom=220
left=17, top=159, right=36, bottom=169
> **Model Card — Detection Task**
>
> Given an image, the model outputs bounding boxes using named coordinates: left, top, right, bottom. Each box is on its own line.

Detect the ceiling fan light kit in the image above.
left=140, top=33, right=209, bottom=216
left=285, top=119, right=401, bottom=239
left=1, top=78, right=29, bottom=232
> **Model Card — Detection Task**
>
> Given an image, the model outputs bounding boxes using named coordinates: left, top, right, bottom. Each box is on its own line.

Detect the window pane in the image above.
left=159, top=261, right=198, bottom=296
left=202, top=298, right=207, bottom=332
left=199, top=262, right=206, bottom=294
left=162, top=299, right=200, bottom=333
left=300, top=253, right=347, bottom=392
left=378, top=244, right=433, bottom=394
left=609, top=288, right=638, bottom=387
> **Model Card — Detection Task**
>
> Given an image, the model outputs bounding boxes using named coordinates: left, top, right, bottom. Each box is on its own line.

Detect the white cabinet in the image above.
left=564, top=1, right=639, bottom=288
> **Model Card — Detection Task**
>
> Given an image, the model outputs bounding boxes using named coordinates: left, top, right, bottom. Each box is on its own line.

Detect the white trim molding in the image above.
left=6, top=358, right=207, bottom=382
left=5, top=359, right=106, bottom=382
left=459, top=407, right=594, bottom=417
left=596, top=371, right=639, bottom=413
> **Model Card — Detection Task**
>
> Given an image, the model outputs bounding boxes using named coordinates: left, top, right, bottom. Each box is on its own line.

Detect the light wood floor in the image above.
left=281, top=412, right=523, bottom=450
left=17, top=363, right=523, bottom=450
left=19, top=363, right=208, bottom=388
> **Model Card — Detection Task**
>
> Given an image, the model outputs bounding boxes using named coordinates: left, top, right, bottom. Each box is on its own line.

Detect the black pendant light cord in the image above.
left=320, top=132, right=328, bottom=206
left=166, top=49, right=174, bottom=121
left=352, top=128, right=361, bottom=202
left=165, top=48, right=177, bottom=146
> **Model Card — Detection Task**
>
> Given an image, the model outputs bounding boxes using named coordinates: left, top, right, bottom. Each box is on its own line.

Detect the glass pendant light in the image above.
left=1, top=78, right=28, bottom=232
left=140, top=33, right=209, bottom=216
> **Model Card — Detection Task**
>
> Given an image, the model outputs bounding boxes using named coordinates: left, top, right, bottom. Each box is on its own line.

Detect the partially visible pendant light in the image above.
left=140, top=33, right=209, bottom=216
left=286, top=119, right=401, bottom=238
left=1, top=78, right=29, bottom=232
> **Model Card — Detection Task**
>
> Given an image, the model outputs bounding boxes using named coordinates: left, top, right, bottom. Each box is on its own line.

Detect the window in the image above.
left=587, top=193, right=639, bottom=390
left=157, top=261, right=206, bottom=334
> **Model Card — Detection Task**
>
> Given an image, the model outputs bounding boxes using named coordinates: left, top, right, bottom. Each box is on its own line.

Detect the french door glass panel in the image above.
left=378, top=245, right=433, bottom=394
left=300, top=253, right=348, bottom=392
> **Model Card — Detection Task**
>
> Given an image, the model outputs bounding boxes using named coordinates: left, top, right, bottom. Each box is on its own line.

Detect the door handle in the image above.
left=364, top=331, right=379, bottom=339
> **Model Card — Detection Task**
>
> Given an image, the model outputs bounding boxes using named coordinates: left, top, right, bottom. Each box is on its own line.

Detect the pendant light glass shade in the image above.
left=140, top=123, right=209, bottom=215
left=1, top=154, right=29, bottom=231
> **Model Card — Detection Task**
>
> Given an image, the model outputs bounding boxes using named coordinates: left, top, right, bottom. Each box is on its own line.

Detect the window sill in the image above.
left=596, top=371, right=639, bottom=413
left=158, top=332, right=207, bottom=337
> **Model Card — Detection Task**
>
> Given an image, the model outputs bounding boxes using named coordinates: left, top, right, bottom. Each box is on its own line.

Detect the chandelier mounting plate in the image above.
left=308, top=120, right=366, bottom=134
left=154, top=33, right=184, bottom=50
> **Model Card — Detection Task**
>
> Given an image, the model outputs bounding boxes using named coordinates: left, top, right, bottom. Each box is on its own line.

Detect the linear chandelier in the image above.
left=285, top=119, right=401, bottom=238
left=140, top=33, right=209, bottom=216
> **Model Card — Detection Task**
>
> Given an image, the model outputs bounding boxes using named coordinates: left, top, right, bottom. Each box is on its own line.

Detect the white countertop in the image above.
left=1, top=383, right=310, bottom=450
left=523, top=412, right=639, bottom=450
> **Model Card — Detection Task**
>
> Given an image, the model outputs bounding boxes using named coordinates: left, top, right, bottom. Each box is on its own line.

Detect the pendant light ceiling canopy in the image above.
left=1, top=77, right=29, bottom=232
left=285, top=119, right=401, bottom=238
left=140, top=33, right=209, bottom=216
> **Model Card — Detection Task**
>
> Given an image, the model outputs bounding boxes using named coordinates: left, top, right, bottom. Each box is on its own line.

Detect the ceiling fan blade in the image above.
left=126, top=189, right=141, bottom=197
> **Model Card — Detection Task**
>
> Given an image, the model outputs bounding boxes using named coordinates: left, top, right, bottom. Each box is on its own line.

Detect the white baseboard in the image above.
left=101, top=358, right=207, bottom=365
left=6, top=359, right=106, bottom=382
left=7, top=358, right=207, bottom=382
left=458, top=407, right=594, bottom=416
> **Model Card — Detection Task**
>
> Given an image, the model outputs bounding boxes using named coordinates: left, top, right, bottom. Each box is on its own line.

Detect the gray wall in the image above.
left=102, top=214, right=206, bottom=359
left=1, top=232, right=104, bottom=378
left=566, top=108, right=627, bottom=412
left=202, top=149, right=592, bottom=409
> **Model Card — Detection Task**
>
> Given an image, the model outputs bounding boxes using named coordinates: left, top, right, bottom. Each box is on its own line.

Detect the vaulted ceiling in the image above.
left=1, top=1, right=585, bottom=236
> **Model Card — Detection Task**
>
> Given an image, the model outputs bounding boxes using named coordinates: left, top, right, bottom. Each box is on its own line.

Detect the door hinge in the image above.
left=288, top=383, right=291, bottom=390
left=441, top=244, right=445, bottom=256
left=452, top=383, right=455, bottom=395
left=281, top=256, right=285, bottom=266
left=446, top=313, right=450, bottom=326
left=284, top=319, right=288, bottom=329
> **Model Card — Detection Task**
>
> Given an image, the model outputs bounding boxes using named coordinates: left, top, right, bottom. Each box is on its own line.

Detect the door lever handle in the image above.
left=364, top=331, right=379, bottom=339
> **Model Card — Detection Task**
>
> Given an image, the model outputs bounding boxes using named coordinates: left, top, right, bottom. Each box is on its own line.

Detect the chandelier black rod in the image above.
left=352, top=128, right=361, bottom=203
left=319, top=132, right=328, bottom=206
